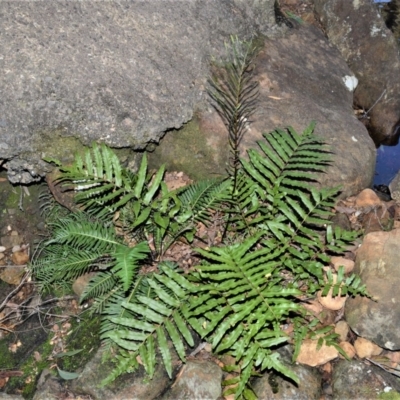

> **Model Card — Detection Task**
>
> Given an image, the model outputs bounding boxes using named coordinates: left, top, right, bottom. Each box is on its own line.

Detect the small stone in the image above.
left=338, top=341, right=356, bottom=359
left=354, top=337, right=383, bottom=358
left=12, top=245, right=21, bottom=253
left=296, top=339, right=339, bottom=367
left=0, top=253, right=4, bottom=260
left=0, top=246, right=6, bottom=252
left=303, top=299, right=323, bottom=316
left=331, top=256, right=354, bottom=274
left=355, top=188, right=381, bottom=208
left=1, top=234, right=23, bottom=248
left=10, top=230, right=18, bottom=236
left=318, top=272, right=348, bottom=311
left=335, top=320, right=349, bottom=342
left=0, top=265, right=25, bottom=285
left=385, top=350, right=400, bottom=364
left=11, top=250, right=29, bottom=265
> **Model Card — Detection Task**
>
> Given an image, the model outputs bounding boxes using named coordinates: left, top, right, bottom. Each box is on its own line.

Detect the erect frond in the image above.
left=208, top=35, right=262, bottom=191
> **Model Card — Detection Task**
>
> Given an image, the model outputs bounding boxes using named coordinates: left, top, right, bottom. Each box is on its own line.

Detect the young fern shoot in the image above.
left=208, top=35, right=261, bottom=195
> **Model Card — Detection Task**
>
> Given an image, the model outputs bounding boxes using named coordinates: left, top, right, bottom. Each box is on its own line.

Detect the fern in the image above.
left=101, top=262, right=196, bottom=384
left=209, top=35, right=261, bottom=189
left=30, top=36, right=370, bottom=400
left=188, top=234, right=301, bottom=398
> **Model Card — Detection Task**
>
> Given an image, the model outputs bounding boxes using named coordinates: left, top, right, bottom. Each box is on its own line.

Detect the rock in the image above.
left=11, top=245, right=21, bottom=253
left=0, top=1, right=278, bottom=184
left=317, top=273, right=348, bottom=311
left=11, top=250, right=29, bottom=265
left=32, top=371, right=64, bottom=400
left=0, top=246, right=6, bottom=253
left=296, top=339, right=338, bottom=367
left=150, top=25, right=375, bottom=197
left=355, top=188, right=382, bottom=208
left=330, top=212, right=352, bottom=232
left=313, top=0, right=400, bottom=145
left=317, top=290, right=347, bottom=311
left=252, top=361, right=322, bottom=400
left=0, top=394, right=25, bottom=399
left=354, top=337, right=383, bottom=358
left=1, top=235, right=23, bottom=249
left=332, top=359, right=400, bottom=399
left=0, top=266, right=25, bottom=285
left=331, top=257, right=354, bottom=274
left=360, top=204, right=394, bottom=234
left=159, top=360, right=222, bottom=400
left=338, top=341, right=356, bottom=359
left=71, top=347, right=173, bottom=400
left=335, top=321, right=350, bottom=342
left=389, top=170, right=400, bottom=202
left=345, top=229, right=400, bottom=350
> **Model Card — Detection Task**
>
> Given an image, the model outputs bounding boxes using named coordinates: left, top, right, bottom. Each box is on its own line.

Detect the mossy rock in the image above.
left=148, top=116, right=229, bottom=181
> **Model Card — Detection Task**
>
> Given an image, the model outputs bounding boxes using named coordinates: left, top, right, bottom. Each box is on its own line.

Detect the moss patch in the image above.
left=148, top=117, right=229, bottom=181
left=3, top=315, right=54, bottom=399
left=59, top=315, right=102, bottom=373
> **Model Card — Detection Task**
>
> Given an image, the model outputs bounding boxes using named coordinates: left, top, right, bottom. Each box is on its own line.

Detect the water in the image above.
left=373, top=144, right=400, bottom=186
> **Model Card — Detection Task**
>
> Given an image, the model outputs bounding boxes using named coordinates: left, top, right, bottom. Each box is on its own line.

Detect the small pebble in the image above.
left=12, top=245, right=21, bottom=253
left=11, top=231, right=18, bottom=236
left=0, top=246, right=6, bottom=253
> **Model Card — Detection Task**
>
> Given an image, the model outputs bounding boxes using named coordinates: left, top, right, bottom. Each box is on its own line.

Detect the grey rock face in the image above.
left=0, top=1, right=276, bottom=183
left=313, top=0, right=400, bottom=145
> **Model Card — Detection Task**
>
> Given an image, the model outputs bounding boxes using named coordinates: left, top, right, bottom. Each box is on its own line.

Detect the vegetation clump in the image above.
left=31, top=36, right=368, bottom=399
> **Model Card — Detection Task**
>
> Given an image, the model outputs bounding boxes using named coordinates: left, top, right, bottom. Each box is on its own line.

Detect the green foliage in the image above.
left=31, top=36, right=369, bottom=400
left=209, top=35, right=261, bottom=188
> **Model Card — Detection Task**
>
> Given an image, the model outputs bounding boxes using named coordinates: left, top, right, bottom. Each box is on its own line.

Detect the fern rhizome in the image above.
left=31, top=36, right=367, bottom=399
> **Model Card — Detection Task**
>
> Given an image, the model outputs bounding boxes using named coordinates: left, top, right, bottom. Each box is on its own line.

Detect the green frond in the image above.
left=47, top=214, right=119, bottom=251
left=113, top=242, right=150, bottom=292
left=178, top=178, right=231, bottom=223
left=208, top=35, right=261, bottom=195
left=101, top=263, right=196, bottom=381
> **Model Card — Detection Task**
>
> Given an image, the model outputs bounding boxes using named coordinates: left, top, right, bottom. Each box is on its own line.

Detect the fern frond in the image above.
left=188, top=236, right=302, bottom=397
left=178, top=178, right=231, bottom=224
left=208, top=35, right=261, bottom=192
left=101, top=263, right=196, bottom=384
left=113, top=242, right=150, bottom=292
left=31, top=243, right=107, bottom=289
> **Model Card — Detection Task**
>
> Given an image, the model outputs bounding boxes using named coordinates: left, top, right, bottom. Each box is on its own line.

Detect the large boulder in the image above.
left=0, top=0, right=277, bottom=184
left=313, top=0, right=400, bottom=145
left=345, top=229, right=400, bottom=350
left=149, top=25, right=376, bottom=197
